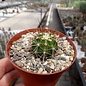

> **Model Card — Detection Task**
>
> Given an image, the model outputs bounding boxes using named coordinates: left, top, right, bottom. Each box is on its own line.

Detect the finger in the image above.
left=0, top=70, right=20, bottom=86
left=0, top=58, right=14, bottom=79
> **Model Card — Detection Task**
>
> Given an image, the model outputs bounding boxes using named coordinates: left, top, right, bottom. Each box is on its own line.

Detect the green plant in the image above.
left=81, top=39, right=86, bottom=51
left=0, top=40, right=5, bottom=50
left=79, top=1, right=86, bottom=13
left=73, top=26, right=80, bottom=38
left=68, top=20, right=75, bottom=26
left=76, top=38, right=81, bottom=45
left=62, top=17, right=66, bottom=23
left=78, top=30, right=83, bottom=39
left=0, top=40, right=5, bottom=59
left=73, top=1, right=81, bottom=8
left=38, top=2, right=48, bottom=7
left=31, top=32, right=58, bottom=60
left=68, top=0, right=85, bottom=7
left=0, top=52, right=3, bottom=59
left=85, top=52, right=86, bottom=57
left=83, top=30, right=86, bottom=38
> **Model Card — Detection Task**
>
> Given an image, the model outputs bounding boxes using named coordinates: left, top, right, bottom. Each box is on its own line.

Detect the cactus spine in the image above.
left=31, top=32, right=58, bottom=60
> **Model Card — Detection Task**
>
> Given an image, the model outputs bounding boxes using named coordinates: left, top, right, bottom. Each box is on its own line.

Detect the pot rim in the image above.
left=6, top=28, right=77, bottom=75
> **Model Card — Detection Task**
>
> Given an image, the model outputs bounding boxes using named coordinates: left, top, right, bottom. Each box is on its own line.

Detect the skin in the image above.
left=0, top=58, right=24, bottom=86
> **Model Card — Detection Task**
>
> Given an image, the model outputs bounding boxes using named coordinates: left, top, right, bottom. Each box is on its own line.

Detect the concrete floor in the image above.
left=0, top=11, right=42, bottom=31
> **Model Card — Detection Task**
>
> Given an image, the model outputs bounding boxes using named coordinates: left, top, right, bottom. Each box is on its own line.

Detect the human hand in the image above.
left=0, top=58, right=24, bottom=86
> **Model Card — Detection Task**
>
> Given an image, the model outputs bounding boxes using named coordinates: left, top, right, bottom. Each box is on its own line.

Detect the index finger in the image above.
left=0, top=57, right=14, bottom=79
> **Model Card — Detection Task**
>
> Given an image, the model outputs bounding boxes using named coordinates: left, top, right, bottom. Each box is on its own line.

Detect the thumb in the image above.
left=0, top=70, right=19, bottom=86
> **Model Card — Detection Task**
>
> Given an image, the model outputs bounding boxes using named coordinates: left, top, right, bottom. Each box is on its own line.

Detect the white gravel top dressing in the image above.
left=9, top=31, right=74, bottom=74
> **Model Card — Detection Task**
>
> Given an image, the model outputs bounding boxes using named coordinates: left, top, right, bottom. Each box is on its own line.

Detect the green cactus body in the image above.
left=31, top=32, right=58, bottom=60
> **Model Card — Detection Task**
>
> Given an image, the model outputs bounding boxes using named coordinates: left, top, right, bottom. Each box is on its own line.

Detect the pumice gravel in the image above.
left=9, top=31, right=74, bottom=74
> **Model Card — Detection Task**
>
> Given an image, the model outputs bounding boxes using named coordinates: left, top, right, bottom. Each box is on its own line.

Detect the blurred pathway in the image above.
left=0, top=11, right=42, bottom=31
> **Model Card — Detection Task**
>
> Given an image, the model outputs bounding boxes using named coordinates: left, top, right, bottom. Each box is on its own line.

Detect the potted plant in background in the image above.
left=80, top=39, right=86, bottom=52
left=76, top=38, right=81, bottom=45
left=0, top=27, right=15, bottom=59
left=83, top=30, right=86, bottom=39
left=79, top=1, right=86, bottom=15
left=6, top=28, right=76, bottom=86
left=72, top=26, right=80, bottom=41
left=80, top=56, right=86, bottom=73
left=72, top=26, right=84, bottom=40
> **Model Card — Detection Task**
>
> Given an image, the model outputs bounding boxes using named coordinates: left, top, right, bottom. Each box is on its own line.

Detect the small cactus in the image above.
left=31, top=32, right=58, bottom=60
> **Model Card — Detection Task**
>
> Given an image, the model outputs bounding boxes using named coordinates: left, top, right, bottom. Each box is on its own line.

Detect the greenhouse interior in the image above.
left=0, top=0, right=86, bottom=86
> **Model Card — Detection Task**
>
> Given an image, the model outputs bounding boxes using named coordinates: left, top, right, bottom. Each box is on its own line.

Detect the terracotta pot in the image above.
left=6, top=28, right=77, bottom=86
left=70, top=38, right=74, bottom=41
